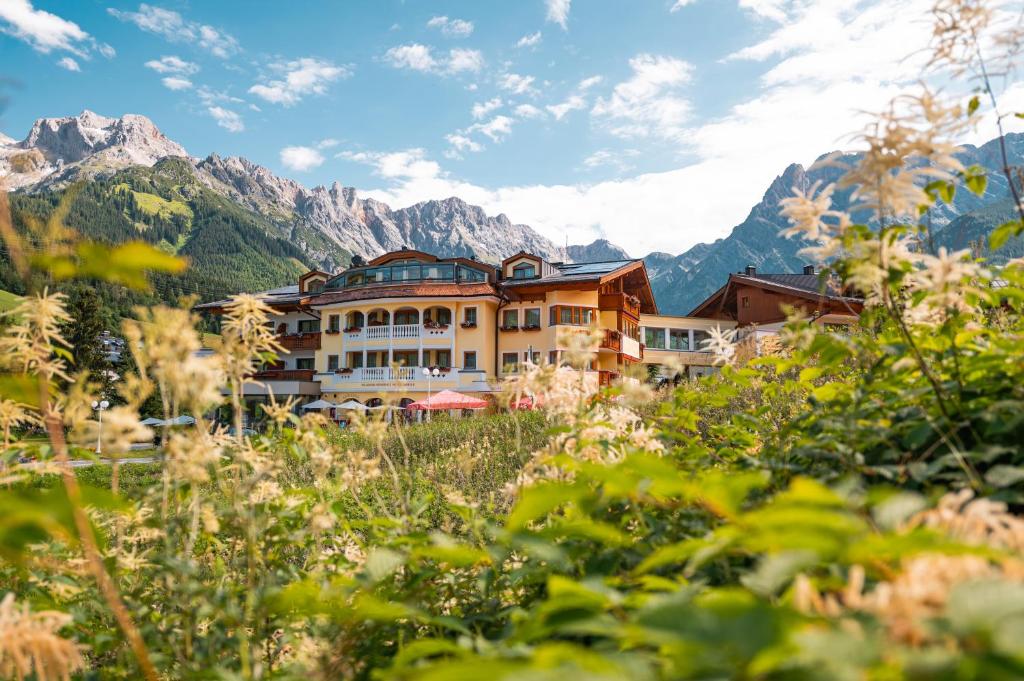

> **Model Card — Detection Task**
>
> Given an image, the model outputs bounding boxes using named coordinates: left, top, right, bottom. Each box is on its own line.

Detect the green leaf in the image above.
left=985, top=465, right=1024, bottom=488
left=964, top=169, right=988, bottom=197
left=0, top=374, right=43, bottom=407
left=991, top=220, right=1024, bottom=251
left=968, top=95, right=980, bottom=116
left=507, top=481, right=585, bottom=531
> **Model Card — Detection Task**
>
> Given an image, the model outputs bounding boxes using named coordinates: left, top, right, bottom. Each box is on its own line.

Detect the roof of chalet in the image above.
left=193, top=284, right=305, bottom=311
left=688, top=271, right=864, bottom=317
left=309, top=282, right=498, bottom=306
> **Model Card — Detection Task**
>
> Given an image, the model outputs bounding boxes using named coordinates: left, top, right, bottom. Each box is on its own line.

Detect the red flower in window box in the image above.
left=325, top=329, right=341, bottom=335
left=338, top=367, right=353, bottom=375
left=460, top=322, right=477, bottom=329
left=343, top=326, right=361, bottom=333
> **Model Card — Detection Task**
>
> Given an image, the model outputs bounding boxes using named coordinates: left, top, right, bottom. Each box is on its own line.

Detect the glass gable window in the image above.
left=669, top=329, right=689, bottom=351
left=512, top=263, right=536, bottom=279
left=325, top=259, right=490, bottom=290
left=645, top=327, right=666, bottom=349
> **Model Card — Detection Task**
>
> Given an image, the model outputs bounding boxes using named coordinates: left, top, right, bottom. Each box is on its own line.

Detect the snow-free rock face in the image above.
left=1, top=110, right=188, bottom=190
left=567, top=239, right=631, bottom=262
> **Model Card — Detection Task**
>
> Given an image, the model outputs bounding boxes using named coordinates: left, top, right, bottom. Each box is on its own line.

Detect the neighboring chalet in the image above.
left=689, top=265, right=864, bottom=328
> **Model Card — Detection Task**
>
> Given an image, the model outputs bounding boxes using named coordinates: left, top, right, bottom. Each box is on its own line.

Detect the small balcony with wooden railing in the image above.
left=277, top=332, right=321, bottom=351
left=599, top=292, right=642, bottom=319
left=599, top=328, right=642, bottom=361
left=251, top=369, right=316, bottom=381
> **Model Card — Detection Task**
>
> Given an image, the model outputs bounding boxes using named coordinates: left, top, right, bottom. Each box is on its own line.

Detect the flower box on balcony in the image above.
left=325, top=329, right=341, bottom=335
left=337, top=368, right=353, bottom=375
left=460, top=322, right=477, bottom=329
left=521, top=324, right=541, bottom=332
left=343, top=326, right=361, bottom=333
left=500, top=325, right=520, bottom=332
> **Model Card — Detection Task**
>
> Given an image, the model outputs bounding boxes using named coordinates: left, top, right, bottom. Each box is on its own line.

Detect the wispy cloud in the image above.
left=56, top=56, right=80, bottom=71
left=547, top=94, right=586, bottom=120
left=249, top=57, right=351, bottom=106
left=426, top=15, right=474, bottom=38
left=384, top=44, right=484, bottom=75
left=516, top=31, right=542, bottom=48
left=208, top=106, right=244, bottom=132
left=280, top=145, right=325, bottom=171
left=514, top=104, right=545, bottom=119
left=499, top=73, right=537, bottom=95
left=161, top=76, right=192, bottom=90
left=545, top=0, right=571, bottom=30
left=591, top=53, right=694, bottom=140
left=471, top=97, right=503, bottom=119
left=108, top=3, right=240, bottom=58
left=144, top=55, right=198, bottom=75
left=670, top=0, right=698, bottom=11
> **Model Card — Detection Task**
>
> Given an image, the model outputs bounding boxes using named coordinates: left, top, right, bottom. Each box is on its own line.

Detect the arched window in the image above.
left=393, top=308, right=419, bottom=325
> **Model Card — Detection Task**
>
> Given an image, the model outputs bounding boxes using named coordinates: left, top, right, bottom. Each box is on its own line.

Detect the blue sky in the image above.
left=1, top=0, right=1021, bottom=255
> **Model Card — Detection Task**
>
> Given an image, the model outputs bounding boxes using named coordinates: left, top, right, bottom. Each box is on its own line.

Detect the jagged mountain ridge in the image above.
left=1, top=110, right=568, bottom=272
left=645, top=133, right=1024, bottom=314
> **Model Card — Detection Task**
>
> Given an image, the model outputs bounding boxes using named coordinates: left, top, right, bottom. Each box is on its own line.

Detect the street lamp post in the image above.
left=421, top=366, right=440, bottom=421
left=91, top=399, right=110, bottom=454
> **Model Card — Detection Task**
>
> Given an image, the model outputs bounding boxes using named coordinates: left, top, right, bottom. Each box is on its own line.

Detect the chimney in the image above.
left=744, top=265, right=756, bottom=276
left=803, top=264, right=816, bottom=275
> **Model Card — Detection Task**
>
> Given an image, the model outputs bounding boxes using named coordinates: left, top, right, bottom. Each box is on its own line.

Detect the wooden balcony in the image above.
left=278, top=333, right=321, bottom=351
left=253, top=369, right=316, bottom=381
left=599, top=292, right=641, bottom=318
left=599, top=329, right=622, bottom=352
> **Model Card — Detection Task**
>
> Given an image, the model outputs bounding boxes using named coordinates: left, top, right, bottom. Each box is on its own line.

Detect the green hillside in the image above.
left=1, top=158, right=310, bottom=319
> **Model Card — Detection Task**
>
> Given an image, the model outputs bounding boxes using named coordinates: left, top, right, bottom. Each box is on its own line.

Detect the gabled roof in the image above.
left=500, top=258, right=658, bottom=314
left=688, top=271, right=864, bottom=318
left=309, top=282, right=498, bottom=305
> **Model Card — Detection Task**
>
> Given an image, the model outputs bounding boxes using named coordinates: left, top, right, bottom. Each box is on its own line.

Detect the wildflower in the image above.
left=905, top=247, right=988, bottom=324
left=779, top=181, right=840, bottom=242
left=261, top=394, right=299, bottom=429
left=0, top=291, right=72, bottom=382
left=700, top=325, right=737, bottom=366
left=0, top=399, right=39, bottom=447
left=165, top=431, right=224, bottom=485
left=0, top=592, right=85, bottom=681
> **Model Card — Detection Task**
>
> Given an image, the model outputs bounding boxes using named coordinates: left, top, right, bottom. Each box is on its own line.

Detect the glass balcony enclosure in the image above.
left=325, top=259, right=490, bottom=291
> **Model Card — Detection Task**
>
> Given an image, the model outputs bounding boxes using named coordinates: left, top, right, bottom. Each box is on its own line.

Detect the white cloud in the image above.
left=108, top=3, right=239, bottom=57
left=516, top=31, right=542, bottom=48
left=670, top=0, right=698, bottom=11
left=384, top=43, right=483, bottom=75
left=208, top=106, right=244, bottom=132
left=546, top=94, right=586, bottom=120
left=384, top=43, right=438, bottom=72
left=499, top=73, right=537, bottom=95
left=591, top=53, right=694, bottom=140
left=0, top=0, right=88, bottom=54
left=582, top=149, right=640, bottom=172
left=248, top=57, right=350, bottom=106
left=340, top=148, right=444, bottom=182
left=469, top=115, right=514, bottom=142
left=514, top=104, right=545, bottom=119
left=161, top=76, right=192, bottom=90
left=426, top=15, right=474, bottom=38
left=0, top=0, right=113, bottom=62
left=144, top=55, right=198, bottom=75
left=445, top=133, right=484, bottom=157
left=447, top=48, right=484, bottom=73
left=546, top=0, right=571, bottom=30
left=280, top=145, right=325, bottom=172
left=578, top=75, right=603, bottom=90
left=317, top=138, right=340, bottom=149
left=471, top=97, right=503, bottom=119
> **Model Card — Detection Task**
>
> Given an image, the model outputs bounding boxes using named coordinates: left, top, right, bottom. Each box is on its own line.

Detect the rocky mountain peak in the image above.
left=566, top=239, right=631, bottom=263
left=22, top=110, right=187, bottom=165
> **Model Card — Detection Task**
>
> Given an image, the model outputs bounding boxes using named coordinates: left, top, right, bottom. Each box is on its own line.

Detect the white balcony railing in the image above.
left=340, top=324, right=453, bottom=342
left=317, top=366, right=472, bottom=392
left=621, top=335, right=641, bottom=360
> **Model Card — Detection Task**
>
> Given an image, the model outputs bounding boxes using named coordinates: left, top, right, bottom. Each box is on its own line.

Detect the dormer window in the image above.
left=512, top=263, right=536, bottom=280
left=307, top=280, right=324, bottom=293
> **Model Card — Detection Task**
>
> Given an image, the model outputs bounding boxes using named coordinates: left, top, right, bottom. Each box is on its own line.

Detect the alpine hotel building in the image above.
left=197, top=248, right=734, bottom=416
